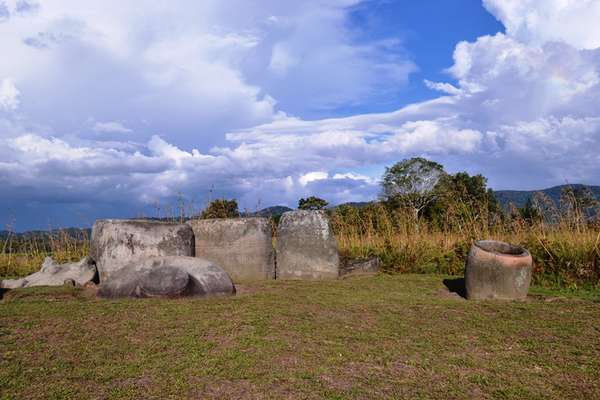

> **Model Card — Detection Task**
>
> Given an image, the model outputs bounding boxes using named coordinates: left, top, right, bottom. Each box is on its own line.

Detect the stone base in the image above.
left=188, top=218, right=275, bottom=282
left=275, top=211, right=340, bottom=280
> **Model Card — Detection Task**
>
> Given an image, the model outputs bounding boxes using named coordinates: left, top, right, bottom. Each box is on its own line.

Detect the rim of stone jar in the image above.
left=474, top=240, right=530, bottom=258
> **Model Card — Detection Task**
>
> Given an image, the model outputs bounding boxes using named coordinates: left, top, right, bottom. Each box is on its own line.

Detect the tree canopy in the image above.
left=298, top=196, right=329, bottom=211
left=381, top=157, right=446, bottom=218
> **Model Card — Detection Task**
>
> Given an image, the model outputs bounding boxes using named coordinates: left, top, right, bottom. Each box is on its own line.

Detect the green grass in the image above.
left=1, top=275, right=600, bottom=399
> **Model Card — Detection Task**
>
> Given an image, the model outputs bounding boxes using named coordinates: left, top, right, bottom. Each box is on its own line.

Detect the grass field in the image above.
left=1, top=274, right=599, bottom=399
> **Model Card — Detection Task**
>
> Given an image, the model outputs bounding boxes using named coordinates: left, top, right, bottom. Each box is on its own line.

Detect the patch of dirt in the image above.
left=188, top=378, right=263, bottom=400
left=340, top=271, right=379, bottom=280
left=526, top=294, right=571, bottom=303
left=82, top=283, right=99, bottom=298
left=233, top=284, right=263, bottom=295
left=273, top=354, right=301, bottom=370
left=319, top=373, right=354, bottom=392
left=114, top=375, right=154, bottom=391
left=437, top=287, right=466, bottom=300
left=320, top=359, right=419, bottom=396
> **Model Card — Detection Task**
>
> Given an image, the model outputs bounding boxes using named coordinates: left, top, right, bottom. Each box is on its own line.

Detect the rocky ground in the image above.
left=1, top=275, right=599, bottom=399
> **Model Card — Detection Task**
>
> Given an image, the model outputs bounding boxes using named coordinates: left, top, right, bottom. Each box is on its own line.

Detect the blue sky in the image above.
left=1, top=0, right=600, bottom=230
left=340, top=0, right=505, bottom=115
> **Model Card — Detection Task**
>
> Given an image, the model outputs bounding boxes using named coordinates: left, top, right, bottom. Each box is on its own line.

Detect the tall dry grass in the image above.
left=331, top=199, right=600, bottom=288
left=0, top=229, right=89, bottom=279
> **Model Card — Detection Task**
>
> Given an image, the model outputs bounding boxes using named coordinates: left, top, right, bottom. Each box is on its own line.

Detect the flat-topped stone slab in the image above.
left=275, top=210, right=340, bottom=280
left=187, top=218, right=275, bottom=282
left=90, top=219, right=194, bottom=282
left=97, top=256, right=235, bottom=299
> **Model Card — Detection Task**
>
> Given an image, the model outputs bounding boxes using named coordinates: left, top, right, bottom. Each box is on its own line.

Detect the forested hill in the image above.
left=0, top=228, right=91, bottom=240
left=494, top=184, right=600, bottom=209
left=242, top=206, right=293, bottom=217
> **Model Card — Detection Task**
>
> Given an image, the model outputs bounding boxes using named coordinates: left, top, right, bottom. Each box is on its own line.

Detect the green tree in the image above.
left=519, top=197, right=542, bottom=223
left=437, top=172, right=498, bottom=210
left=381, top=157, right=446, bottom=219
left=200, top=199, right=240, bottom=219
left=298, top=196, right=329, bottom=211
left=428, top=171, right=501, bottom=228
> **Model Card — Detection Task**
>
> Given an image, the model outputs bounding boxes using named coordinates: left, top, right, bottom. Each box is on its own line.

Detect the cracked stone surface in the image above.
left=90, top=219, right=194, bottom=282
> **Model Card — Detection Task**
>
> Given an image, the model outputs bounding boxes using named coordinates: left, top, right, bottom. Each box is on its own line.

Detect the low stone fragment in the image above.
left=340, top=257, right=381, bottom=278
left=0, top=257, right=97, bottom=289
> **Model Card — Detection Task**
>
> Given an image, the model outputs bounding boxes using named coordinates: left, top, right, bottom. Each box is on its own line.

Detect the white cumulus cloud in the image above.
left=299, top=171, right=329, bottom=187
left=93, top=121, right=132, bottom=134
left=0, top=78, right=19, bottom=111
left=483, top=0, right=600, bottom=49
left=2, top=0, right=600, bottom=229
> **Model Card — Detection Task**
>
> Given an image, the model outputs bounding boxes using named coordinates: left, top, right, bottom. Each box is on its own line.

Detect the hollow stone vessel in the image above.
left=91, top=219, right=194, bottom=282
left=187, top=218, right=275, bottom=282
left=97, top=256, right=235, bottom=299
left=465, top=240, right=533, bottom=300
left=276, top=210, right=340, bottom=280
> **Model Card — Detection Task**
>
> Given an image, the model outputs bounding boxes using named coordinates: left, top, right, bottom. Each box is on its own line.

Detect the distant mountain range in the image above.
left=0, top=227, right=91, bottom=239
left=242, top=206, right=294, bottom=217
left=494, top=184, right=600, bottom=209
left=334, top=202, right=372, bottom=209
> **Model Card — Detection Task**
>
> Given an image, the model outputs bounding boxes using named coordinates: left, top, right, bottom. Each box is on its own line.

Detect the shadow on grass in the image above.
left=443, top=278, right=467, bottom=299
left=0, top=288, right=9, bottom=300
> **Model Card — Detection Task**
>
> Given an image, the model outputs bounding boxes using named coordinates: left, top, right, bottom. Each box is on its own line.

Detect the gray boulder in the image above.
left=91, top=219, right=194, bottom=282
left=187, top=218, right=275, bottom=282
left=97, top=256, right=236, bottom=299
left=276, top=210, right=340, bottom=280
left=0, top=257, right=97, bottom=289
left=139, top=267, right=190, bottom=298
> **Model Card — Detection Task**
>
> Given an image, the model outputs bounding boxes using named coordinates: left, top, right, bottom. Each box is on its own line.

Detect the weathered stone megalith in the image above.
left=90, top=219, right=194, bottom=282
left=97, top=256, right=235, bottom=299
left=276, top=210, right=340, bottom=280
left=187, top=218, right=275, bottom=282
left=465, top=240, right=533, bottom=300
left=0, top=257, right=97, bottom=289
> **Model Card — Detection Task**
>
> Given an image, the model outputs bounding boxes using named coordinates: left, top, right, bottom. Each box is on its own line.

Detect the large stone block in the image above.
left=97, top=256, right=235, bottom=299
left=187, top=218, right=275, bottom=281
left=276, top=210, right=340, bottom=280
left=90, top=219, right=194, bottom=282
left=465, top=240, right=533, bottom=300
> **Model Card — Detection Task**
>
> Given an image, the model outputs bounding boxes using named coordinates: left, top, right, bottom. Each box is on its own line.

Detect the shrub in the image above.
left=199, top=199, right=240, bottom=219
